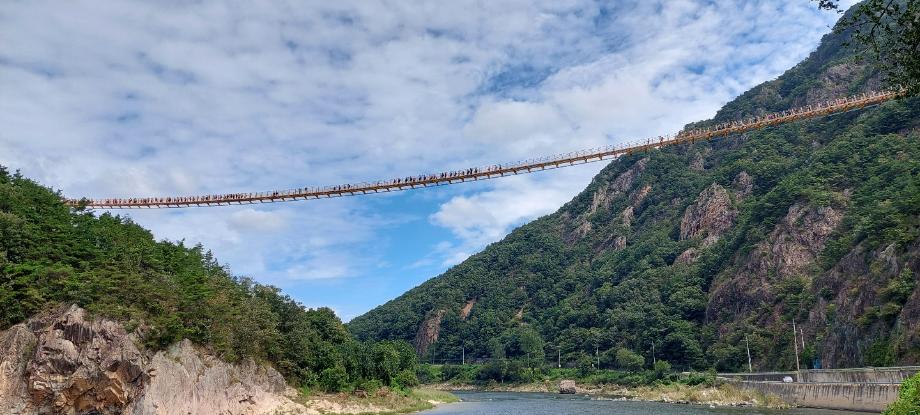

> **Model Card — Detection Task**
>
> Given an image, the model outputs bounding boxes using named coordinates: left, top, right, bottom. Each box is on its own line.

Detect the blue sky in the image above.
left=0, top=0, right=853, bottom=320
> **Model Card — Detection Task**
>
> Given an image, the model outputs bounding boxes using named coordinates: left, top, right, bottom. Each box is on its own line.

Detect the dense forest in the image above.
left=349, top=7, right=920, bottom=372
left=0, top=167, right=418, bottom=393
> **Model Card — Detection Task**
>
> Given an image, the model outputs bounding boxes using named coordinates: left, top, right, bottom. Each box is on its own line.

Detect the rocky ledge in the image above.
left=0, top=305, right=308, bottom=415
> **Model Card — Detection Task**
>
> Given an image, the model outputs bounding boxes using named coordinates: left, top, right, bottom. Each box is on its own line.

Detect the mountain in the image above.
left=347, top=10, right=920, bottom=371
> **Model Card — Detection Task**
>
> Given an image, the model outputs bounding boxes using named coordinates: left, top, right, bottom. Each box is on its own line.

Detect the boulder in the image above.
left=559, top=380, right=577, bottom=394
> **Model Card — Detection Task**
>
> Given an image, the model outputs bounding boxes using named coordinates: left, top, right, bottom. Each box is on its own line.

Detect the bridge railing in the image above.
left=73, top=89, right=902, bottom=208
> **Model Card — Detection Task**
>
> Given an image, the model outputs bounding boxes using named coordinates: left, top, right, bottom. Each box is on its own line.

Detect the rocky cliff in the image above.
left=0, top=305, right=309, bottom=415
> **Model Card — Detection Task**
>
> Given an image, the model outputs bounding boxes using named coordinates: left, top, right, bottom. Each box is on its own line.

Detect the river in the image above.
left=420, top=391, right=873, bottom=415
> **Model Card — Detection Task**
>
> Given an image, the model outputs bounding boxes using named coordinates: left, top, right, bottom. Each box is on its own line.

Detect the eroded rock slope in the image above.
left=0, top=305, right=309, bottom=415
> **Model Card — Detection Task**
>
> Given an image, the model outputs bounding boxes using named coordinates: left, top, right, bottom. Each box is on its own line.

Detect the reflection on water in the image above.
left=421, top=391, right=873, bottom=415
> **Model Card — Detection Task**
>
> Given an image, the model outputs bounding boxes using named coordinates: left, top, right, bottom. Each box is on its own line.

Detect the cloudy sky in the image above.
left=0, top=0, right=852, bottom=320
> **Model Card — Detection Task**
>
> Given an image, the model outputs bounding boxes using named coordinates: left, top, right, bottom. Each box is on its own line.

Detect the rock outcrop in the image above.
left=0, top=305, right=148, bottom=415
left=732, top=171, right=753, bottom=200
left=415, top=310, right=446, bottom=355
left=690, top=151, right=706, bottom=171
left=0, top=324, right=34, bottom=414
left=0, top=305, right=311, bottom=415
left=707, top=203, right=844, bottom=324
left=674, top=248, right=699, bottom=265
left=591, top=158, right=649, bottom=215
left=459, top=298, right=476, bottom=321
left=129, top=340, right=302, bottom=415
left=680, top=183, right=736, bottom=247
left=573, top=158, right=649, bottom=239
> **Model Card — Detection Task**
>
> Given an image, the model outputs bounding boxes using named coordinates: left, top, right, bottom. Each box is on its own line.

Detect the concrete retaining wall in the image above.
left=720, top=366, right=920, bottom=384
left=800, top=367, right=920, bottom=384
left=733, top=380, right=901, bottom=413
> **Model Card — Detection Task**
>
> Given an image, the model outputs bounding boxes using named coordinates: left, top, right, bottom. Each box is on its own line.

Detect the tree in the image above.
left=615, top=348, right=645, bottom=372
left=817, top=0, right=920, bottom=95
left=518, top=327, right=544, bottom=369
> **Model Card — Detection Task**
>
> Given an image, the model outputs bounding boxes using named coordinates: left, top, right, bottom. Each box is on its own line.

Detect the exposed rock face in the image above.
left=459, top=298, right=476, bottom=321
left=0, top=305, right=149, bottom=415
left=572, top=158, right=648, bottom=240
left=707, top=203, right=844, bottom=324
left=415, top=310, right=446, bottom=355
left=630, top=184, right=652, bottom=208
left=812, top=240, right=920, bottom=367
left=690, top=152, right=706, bottom=171
left=129, top=340, right=300, bottom=415
left=596, top=234, right=627, bottom=253
left=732, top=171, right=753, bottom=200
left=621, top=206, right=634, bottom=228
left=585, top=158, right=648, bottom=217
left=674, top=248, right=699, bottom=265
left=0, top=325, right=34, bottom=414
left=0, top=305, right=311, bottom=415
left=805, top=62, right=878, bottom=106
left=680, top=183, right=736, bottom=247
left=768, top=205, right=842, bottom=276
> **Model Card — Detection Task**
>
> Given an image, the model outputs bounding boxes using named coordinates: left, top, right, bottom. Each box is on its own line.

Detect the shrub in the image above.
left=576, top=354, right=595, bottom=377
left=441, top=364, right=463, bottom=381
left=615, top=348, right=645, bottom=372
left=653, top=360, right=672, bottom=379
left=884, top=373, right=920, bottom=415
left=683, top=370, right=716, bottom=387
left=319, top=365, right=349, bottom=392
left=416, top=364, right=441, bottom=384
left=394, top=369, right=420, bottom=389
left=357, top=379, right=383, bottom=394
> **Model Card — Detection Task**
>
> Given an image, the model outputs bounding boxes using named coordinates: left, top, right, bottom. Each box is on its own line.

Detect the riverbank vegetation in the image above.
left=418, top=363, right=787, bottom=408
left=883, top=372, right=920, bottom=414
left=0, top=166, right=419, bottom=394
left=417, top=361, right=708, bottom=388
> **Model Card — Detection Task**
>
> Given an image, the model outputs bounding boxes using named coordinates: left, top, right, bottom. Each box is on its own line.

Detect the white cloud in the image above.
left=430, top=167, right=601, bottom=266
left=227, top=209, right=287, bottom=233
left=0, top=0, right=847, bottom=313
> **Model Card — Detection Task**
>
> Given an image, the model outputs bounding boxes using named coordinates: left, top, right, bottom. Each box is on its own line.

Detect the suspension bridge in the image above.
left=69, top=89, right=900, bottom=209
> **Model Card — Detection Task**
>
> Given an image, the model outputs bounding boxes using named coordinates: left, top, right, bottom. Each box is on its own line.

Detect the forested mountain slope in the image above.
left=348, top=12, right=920, bottom=371
left=0, top=167, right=417, bottom=393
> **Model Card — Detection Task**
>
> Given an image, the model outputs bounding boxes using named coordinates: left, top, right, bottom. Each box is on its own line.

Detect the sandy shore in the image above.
left=294, top=388, right=459, bottom=414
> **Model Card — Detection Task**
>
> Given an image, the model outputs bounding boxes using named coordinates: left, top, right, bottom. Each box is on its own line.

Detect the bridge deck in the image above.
left=69, top=90, right=900, bottom=209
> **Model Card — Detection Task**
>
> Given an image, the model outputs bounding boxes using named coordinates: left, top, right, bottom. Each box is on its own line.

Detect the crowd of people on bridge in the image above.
left=675, top=91, right=883, bottom=139
left=88, top=164, right=512, bottom=207
left=82, top=91, right=890, bottom=208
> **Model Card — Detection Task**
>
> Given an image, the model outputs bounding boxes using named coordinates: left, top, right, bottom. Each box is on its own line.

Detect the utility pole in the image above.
left=744, top=335, right=752, bottom=373
left=792, top=320, right=801, bottom=373
left=557, top=346, right=561, bottom=369
left=595, top=346, right=600, bottom=369
left=462, top=346, right=465, bottom=366
left=799, top=326, right=805, bottom=350
left=651, top=343, right=656, bottom=365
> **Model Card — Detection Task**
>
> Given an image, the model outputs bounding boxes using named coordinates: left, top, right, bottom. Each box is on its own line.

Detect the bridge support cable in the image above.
left=69, top=90, right=901, bottom=209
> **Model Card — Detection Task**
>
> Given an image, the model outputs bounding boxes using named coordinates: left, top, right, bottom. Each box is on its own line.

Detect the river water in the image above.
left=420, top=392, right=872, bottom=415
